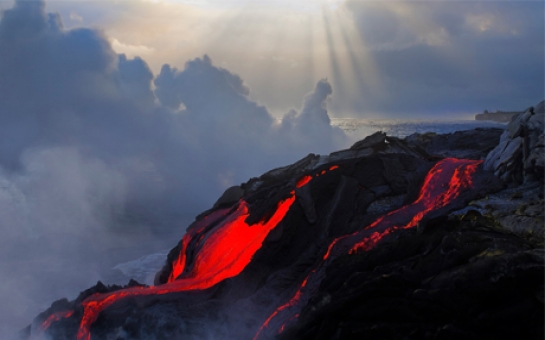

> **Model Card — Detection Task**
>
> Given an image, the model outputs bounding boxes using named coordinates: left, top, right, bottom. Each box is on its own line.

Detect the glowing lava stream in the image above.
left=37, top=166, right=341, bottom=340
left=254, top=158, right=482, bottom=339
left=36, top=166, right=341, bottom=340
left=167, top=207, right=231, bottom=283
left=30, top=311, right=75, bottom=340
left=41, top=311, right=74, bottom=330
left=74, top=197, right=294, bottom=340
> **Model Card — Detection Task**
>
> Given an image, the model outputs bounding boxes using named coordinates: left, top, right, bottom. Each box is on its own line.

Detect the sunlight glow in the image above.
left=105, top=0, right=382, bottom=117
left=162, top=0, right=342, bottom=13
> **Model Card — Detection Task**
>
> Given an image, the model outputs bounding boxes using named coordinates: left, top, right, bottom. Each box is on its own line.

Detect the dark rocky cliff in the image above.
left=25, top=124, right=543, bottom=340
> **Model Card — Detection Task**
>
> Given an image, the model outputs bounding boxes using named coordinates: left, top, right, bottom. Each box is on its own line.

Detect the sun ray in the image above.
left=321, top=6, right=347, bottom=107
left=334, top=6, right=384, bottom=114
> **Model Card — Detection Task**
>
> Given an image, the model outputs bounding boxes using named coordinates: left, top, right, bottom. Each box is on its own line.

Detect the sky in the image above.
left=0, top=0, right=543, bottom=338
left=1, top=0, right=542, bottom=118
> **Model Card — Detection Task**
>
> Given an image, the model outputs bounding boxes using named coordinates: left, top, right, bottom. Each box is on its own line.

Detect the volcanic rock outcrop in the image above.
left=484, top=104, right=544, bottom=184
left=25, top=126, right=544, bottom=340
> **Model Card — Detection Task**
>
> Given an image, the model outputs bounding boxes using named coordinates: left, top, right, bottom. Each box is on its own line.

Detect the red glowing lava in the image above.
left=167, top=208, right=230, bottom=283
left=35, top=310, right=74, bottom=339
left=253, top=273, right=313, bottom=340
left=39, top=173, right=319, bottom=340
left=348, top=158, right=481, bottom=253
left=254, top=158, right=482, bottom=339
left=314, top=165, right=340, bottom=178
left=74, top=194, right=296, bottom=340
left=296, top=175, right=312, bottom=188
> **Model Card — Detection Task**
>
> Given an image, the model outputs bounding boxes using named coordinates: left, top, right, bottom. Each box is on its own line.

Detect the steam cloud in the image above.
left=0, top=0, right=348, bottom=337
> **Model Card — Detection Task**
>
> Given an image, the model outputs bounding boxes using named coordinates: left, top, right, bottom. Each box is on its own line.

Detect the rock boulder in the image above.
left=484, top=103, right=544, bottom=184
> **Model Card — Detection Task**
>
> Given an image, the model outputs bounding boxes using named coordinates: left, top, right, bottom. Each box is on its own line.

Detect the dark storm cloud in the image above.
left=344, top=0, right=544, bottom=116
left=0, top=1, right=347, bottom=337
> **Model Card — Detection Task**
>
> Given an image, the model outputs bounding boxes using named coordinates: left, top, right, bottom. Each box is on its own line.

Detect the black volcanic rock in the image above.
left=484, top=107, right=544, bottom=184
left=279, top=215, right=544, bottom=340
left=27, top=128, right=544, bottom=340
left=535, top=100, right=545, bottom=114
left=406, top=127, right=504, bottom=160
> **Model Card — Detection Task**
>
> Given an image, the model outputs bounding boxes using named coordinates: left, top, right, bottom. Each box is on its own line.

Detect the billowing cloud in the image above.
left=282, top=79, right=346, bottom=151
left=0, top=0, right=348, bottom=337
left=111, top=38, right=154, bottom=58
left=69, top=11, right=82, bottom=22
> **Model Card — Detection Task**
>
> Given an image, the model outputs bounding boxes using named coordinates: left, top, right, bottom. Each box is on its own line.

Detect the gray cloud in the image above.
left=0, top=0, right=348, bottom=337
left=282, top=79, right=346, bottom=151
left=342, top=0, right=544, bottom=117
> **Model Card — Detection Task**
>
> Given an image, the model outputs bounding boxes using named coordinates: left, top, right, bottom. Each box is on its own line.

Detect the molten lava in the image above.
left=37, top=165, right=343, bottom=339
left=296, top=175, right=312, bottom=188
left=253, top=272, right=313, bottom=340
left=348, top=158, right=480, bottom=254
left=74, top=194, right=296, bottom=340
left=254, top=158, right=482, bottom=339
left=32, top=310, right=74, bottom=339
left=38, top=174, right=315, bottom=340
left=167, top=208, right=230, bottom=283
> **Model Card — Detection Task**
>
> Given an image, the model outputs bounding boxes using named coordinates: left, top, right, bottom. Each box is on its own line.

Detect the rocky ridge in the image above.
left=484, top=105, right=544, bottom=184
left=25, top=113, right=543, bottom=340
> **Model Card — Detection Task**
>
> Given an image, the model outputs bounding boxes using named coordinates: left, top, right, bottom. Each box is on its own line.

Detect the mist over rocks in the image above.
left=29, top=127, right=543, bottom=340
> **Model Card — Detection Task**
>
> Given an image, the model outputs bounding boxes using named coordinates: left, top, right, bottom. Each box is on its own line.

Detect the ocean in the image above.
left=331, top=118, right=506, bottom=140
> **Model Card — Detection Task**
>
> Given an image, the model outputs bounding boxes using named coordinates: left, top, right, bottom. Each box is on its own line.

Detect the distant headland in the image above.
left=475, top=100, right=544, bottom=122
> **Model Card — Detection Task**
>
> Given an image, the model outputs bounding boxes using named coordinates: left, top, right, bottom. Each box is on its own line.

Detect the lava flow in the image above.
left=38, top=169, right=328, bottom=340
left=348, top=158, right=481, bottom=254
left=31, top=311, right=74, bottom=340
left=254, top=158, right=482, bottom=339
left=296, top=175, right=313, bottom=188
left=167, top=207, right=230, bottom=283
left=253, top=271, right=315, bottom=340
left=76, top=196, right=296, bottom=340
